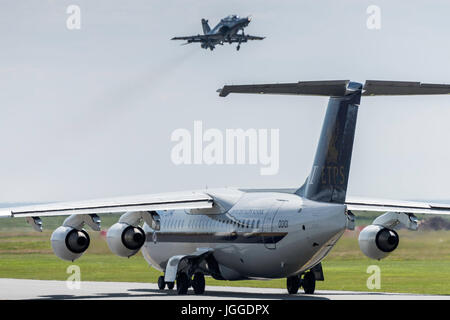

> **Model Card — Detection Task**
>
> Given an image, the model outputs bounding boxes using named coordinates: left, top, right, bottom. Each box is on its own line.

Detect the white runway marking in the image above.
left=0, top=278, right=448, bottom=300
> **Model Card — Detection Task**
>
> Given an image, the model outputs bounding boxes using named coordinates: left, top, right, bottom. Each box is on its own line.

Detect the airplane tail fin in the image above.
left=300, top=86, right=360, bottom=203
left=218, top=80, right=450, bottom=204
left=201, top=19, right=211, bottom=34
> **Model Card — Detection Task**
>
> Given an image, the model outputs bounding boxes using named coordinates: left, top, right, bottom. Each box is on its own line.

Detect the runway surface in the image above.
left=0, top=278, right=448, bottom=300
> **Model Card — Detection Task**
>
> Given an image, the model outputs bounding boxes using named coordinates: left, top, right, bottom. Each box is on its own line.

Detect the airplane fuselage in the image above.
left=142, top=189, right=348, bottom=280
left=209, top=18, right=249, bottom=37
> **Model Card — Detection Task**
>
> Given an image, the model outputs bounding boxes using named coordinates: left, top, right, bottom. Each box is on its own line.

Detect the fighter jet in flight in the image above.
left=171, top=15, right=265, bottom=51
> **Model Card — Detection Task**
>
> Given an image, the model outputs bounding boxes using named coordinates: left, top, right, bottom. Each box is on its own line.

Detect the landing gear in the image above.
left=157, top=276, right=166, bottom=290
left=286, top=271, right=317, bottom=294
left=236, top=45, right=240, bottom=51
left=302, top=271, right=316, bottom=294
left=286, top=275, right=301, bottom=294
left=192, top=272, right=205, bottom=295
left=176, top=272, right=190, bottom=295
left=173, top=272, right=206, bottom=295
left=158, top=275, right=174, bottom=291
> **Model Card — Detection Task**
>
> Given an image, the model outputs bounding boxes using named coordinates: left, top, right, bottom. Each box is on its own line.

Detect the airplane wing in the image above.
left=239, top=188, right=450, bottom=216
left=171, top=34, right=222, bottom=43
left=0, top=191, right=213, bottom=218
left=346, top=196, right=450, bottom=215
left=230, top=34, right=265, bottom=41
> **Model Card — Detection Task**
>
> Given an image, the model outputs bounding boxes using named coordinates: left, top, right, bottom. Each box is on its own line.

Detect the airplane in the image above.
left=171, top=15, right=265, bottom=51
left=1, top=79, right=450, bottom=296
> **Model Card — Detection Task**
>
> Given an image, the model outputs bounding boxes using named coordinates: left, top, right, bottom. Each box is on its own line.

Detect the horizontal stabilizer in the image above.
left=218, top=80, right=450, bottom=97
left=363, top=80, right=450, bottom=96
left=218, top=80, right=350, bottom=97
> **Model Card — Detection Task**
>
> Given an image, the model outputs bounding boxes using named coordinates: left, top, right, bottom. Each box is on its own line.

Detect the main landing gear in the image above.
left=286, top=271, right=316, bottom=294
left=157, top=272, right=205, bottom=295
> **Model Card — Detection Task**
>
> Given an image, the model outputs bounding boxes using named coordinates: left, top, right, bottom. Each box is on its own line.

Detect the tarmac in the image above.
left=0, top=278, right=448, bottom=300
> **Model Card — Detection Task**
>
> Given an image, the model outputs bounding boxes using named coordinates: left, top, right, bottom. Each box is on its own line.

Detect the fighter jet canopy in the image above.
left=223, top=15, right=239, bottom=21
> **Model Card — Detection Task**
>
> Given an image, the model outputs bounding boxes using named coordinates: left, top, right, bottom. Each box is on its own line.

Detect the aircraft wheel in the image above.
left=167, top=281, right=175, bottom=290
left=192, top=272, right=205, bottom=295
left=176, top=273, right=189, bottom=295
left=302, top=271, right=316, bottom=294
left=157, top=276, right=166, bottom=290
left=286, top=275, right=301, bottom=294
left=236, top=45, right=240, bottom=51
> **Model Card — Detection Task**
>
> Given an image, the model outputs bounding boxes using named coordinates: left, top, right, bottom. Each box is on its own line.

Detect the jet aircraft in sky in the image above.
left=1, top=80, right=450, bottom=295
left=171, top=15, right=265, bottom=51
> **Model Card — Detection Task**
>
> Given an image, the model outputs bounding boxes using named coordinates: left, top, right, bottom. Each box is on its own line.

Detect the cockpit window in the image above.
left=224, top=15, right=239, bottom=21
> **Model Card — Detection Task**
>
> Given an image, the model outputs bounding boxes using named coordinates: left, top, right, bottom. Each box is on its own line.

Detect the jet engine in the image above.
left=358, top=224, right=399, bottom=260
left=51, top=226, right=90, bottom=261
left=106, top=223, right=146, bottom=257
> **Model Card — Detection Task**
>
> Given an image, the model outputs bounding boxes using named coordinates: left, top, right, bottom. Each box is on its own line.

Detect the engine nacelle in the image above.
left=106, top=223, right=146, bottom=257
left=51, top=226, right=90, bottom=261
left=358, top=224, right=399, bottom=260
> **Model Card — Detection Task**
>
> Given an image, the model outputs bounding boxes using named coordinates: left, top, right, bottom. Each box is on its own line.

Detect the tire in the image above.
left=157, top=276, right=165, bottom=290
left=302, top=271, right=316, bottom=294
left=286, top=276, right=300, bottom=294
left=176, top=273, right=189, bottom=295
left=192, top=272, right=205, bottom=295
left=167, top=282, right=175, bottom=290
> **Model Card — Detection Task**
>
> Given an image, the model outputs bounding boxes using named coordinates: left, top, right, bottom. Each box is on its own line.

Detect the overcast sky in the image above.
left=1, top=0, right=450, bottom=203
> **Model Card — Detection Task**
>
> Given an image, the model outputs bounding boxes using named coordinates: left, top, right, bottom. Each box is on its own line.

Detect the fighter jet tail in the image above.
left=201, top=19, right=211, bottom=34
left=218, top=80, right=450, bottom=204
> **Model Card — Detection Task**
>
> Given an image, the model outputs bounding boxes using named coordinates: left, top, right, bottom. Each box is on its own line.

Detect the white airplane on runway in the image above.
left=1, top=80, right=450, bottom=295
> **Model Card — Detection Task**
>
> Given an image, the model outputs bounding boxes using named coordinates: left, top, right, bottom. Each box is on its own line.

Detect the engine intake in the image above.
left=358, top=224, right=399, bottom=260
left=107, top=223, right=146, bottom=257
left=51, top=226, right=90, bottom=261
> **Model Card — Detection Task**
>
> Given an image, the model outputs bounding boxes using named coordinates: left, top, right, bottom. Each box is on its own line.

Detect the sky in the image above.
left=1, top=0, right=450, bottom=203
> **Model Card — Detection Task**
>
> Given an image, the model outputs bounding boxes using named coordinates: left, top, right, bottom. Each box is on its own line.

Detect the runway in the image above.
left=0, top=278, right=448, bottom=300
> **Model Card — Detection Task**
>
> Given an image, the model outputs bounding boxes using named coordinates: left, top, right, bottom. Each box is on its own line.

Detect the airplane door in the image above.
left=262, top=201, right=283, bottom=249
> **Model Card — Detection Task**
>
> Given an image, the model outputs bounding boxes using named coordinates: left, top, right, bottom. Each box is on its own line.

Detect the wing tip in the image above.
left=217, top=87, right=229, bottom=97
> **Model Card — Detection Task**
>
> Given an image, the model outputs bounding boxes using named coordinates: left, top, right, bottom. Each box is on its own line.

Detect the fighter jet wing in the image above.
left=228, top=34, right=265, bottom=42
left=241, top=34, right=265, bottom=40
left=0, top=191, right=214, bottom=218
left=171, top=34, right=223, bottom=43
